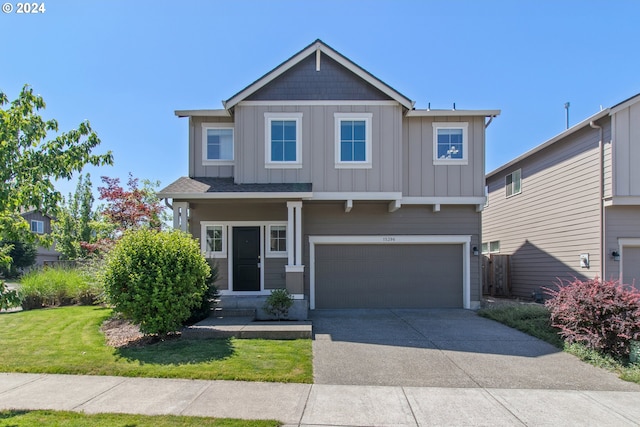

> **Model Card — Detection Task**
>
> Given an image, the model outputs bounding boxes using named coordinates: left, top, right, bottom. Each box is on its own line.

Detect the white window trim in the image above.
left=202, top=124, right=234, bottom=166
left=266, top=223, right=288, bottom=258
left=264, top=112, right=303, bottom=169
left=31, top=220, right=44, bottom=234
left=334, top=112, right=373, bottom=169
left=200, top=222, right=227, bottom=258
left=506, top=169, right=522, bottom=198
left=432, top=122, right=469, bottom=166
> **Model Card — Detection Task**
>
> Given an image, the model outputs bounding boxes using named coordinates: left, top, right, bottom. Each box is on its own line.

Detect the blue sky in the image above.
left=2, top=0, right=639, bottom=198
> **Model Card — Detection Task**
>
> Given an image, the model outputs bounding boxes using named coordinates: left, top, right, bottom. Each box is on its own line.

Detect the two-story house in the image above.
left=20, top=210, right=61, bottom=267
left=483, top=93, right=640, bottom=298
left=158, top=40, right=499, bottom=318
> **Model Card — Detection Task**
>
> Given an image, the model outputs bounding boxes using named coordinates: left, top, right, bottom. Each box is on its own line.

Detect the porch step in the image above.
left=182, top=316, right=312, bottom=340
left=212, top=307, right=256, bottom=319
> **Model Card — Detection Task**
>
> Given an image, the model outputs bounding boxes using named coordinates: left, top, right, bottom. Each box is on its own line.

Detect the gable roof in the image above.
left=486, top=92, right=640, bottom=180
left=223, top=39, right=414, bottom=111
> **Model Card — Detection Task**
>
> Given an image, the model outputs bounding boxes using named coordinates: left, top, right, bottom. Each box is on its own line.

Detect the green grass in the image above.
left=0, top=306, right=312, bottom=383
left=0, top=410, right=280, bottom=426
left=478, top=303, right=640, bottom=384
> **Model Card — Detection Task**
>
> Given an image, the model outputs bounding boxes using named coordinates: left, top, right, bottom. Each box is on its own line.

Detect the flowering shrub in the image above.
left=545, top=278, right=640, bottom=359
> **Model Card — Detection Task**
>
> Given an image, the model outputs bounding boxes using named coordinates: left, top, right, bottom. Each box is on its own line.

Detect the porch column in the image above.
left=285, top=201, right=304, bottom=297
left=172, top=202, right=189, bottom=233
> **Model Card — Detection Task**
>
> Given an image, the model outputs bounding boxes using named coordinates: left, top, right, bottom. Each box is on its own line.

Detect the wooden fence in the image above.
left=482, top=254, right=512, bottom=296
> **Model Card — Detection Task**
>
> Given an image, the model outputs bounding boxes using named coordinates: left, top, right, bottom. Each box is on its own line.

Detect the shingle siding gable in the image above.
left=246, top=53, right=392, bottom=101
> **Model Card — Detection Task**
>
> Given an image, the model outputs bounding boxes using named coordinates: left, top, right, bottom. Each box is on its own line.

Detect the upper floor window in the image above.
left=432, top=122, right=468, bottom=165
left=335, top=112, right=372, bottom=169
left=506, top=169, right=522, bottom=197
left=30, top=220, right=44, bottom=234
left=265, top=112, right=302, bottom=168
left=202, top=124, right=234, bottom=165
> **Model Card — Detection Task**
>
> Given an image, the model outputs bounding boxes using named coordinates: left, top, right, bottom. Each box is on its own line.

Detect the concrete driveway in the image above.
left=311, top=309, right=640, bottom=390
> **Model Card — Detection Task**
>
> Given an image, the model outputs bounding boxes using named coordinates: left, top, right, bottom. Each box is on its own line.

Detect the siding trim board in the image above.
left=308, top=234, right=472, bottom=310
left=618, top=238, right=640, bottom=286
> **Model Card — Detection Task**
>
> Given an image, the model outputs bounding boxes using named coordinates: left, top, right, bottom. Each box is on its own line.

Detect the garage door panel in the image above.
left=315, top=244, right=462, bottom=309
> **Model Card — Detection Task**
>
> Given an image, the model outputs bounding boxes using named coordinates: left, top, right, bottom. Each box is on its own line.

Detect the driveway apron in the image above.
left=311, top=309, right=640, bottom=390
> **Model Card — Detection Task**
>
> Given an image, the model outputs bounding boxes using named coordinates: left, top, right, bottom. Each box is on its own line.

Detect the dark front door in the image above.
left=233, top=227, right=260, bottom=291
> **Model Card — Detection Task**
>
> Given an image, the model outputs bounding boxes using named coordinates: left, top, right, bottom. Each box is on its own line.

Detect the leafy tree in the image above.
left=0, top=238, right=36, bottom=277
left=0, top=85, right=113, bottom=262
left=53, top=173, right=96, bottom=260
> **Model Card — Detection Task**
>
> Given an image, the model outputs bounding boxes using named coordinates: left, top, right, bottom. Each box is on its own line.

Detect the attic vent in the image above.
left=316, top=48, right=321, bottom=72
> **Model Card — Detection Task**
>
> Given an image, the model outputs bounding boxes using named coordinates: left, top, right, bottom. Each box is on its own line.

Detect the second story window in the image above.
left=334, top=112, right=372, bottom=169
left=506, top=169, right=522, bottom=197
left=202, top=125, right=234, bottom=165
left=30, top=220, right=44, bottom=234
left=265, top=112, right=302, bottom=168
left=433, top=122, right=468, bottom=165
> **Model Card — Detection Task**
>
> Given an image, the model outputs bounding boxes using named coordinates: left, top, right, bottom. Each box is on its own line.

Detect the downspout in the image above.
left=590, top=120, right=604, bottom=279
left=163, top=198, right=173, bottom=210
left=485, top=115, right=496, bottom=129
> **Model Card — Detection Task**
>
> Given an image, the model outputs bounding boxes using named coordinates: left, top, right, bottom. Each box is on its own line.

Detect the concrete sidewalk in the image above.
left=1, top=373, right=639, bottom=426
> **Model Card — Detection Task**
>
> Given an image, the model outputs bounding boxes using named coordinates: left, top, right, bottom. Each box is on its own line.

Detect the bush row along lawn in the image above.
left=0, top=410, right=280, bottom=427
left=478, top=303, right=640, bottom=384
left=0, top=306, right=312, bottom=383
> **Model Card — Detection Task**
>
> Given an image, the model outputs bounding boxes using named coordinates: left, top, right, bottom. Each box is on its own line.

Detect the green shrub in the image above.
left=103, top=229, right=210, bottom=336
left=263, top=288, right=293, bottom=320
left=19, top=267, right=99, bottom=309
left=184, top=261, right=219, bottom=325
left=545, top=278, right=640, bottom=359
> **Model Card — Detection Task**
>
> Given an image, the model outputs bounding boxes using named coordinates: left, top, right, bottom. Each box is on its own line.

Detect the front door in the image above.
left=233, top=227, right=261, bottom=291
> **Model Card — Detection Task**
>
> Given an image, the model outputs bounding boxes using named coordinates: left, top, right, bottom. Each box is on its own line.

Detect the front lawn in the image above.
left=0, top=306, right=312, bottom=383
left=0, top=410, right=280, bottom=427
left=478, top=302, right=640, bottom=384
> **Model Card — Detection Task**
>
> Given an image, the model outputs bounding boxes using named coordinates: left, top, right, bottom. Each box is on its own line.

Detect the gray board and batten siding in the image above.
left=191, top=108, right=487, bottom=198
left=403, top=115, right=486, bottom=198
left=484, top=120, right=607, bottom=298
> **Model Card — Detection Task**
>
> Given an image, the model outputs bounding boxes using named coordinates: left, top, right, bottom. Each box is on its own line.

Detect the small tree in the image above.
left=103, top=229, right=210, bottom=336
left=0, top=85, right=112, bottom=263
left=0, top=238, right=36, bottom=277
left=53, top=173, right=96, bottom=260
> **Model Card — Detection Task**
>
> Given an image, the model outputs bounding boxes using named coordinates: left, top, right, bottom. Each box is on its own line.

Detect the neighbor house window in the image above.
left=489, top=241, right=500, bottom=253
left=30, top=220, right=44, bottom=234
left=335, top=112, right=372, bottom=168
left=433, top=122, right=468, bottom=165
left=202, top=125, right=234, bottom=165
left=267, top=224, right=287, bottom=257
left=201, top=223, right=227, bottom=258
left=481, top=243, right=489, bottom=254
left=265, top=113, right=302, bottom=168
left=506, top=169, right=522, bottom=197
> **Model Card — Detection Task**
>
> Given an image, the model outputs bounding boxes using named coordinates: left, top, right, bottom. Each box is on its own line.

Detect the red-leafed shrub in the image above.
left=544, top=278, right=640, bottom=359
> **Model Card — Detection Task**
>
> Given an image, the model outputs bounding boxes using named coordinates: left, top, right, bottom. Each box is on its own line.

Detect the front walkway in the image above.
left=1, top=373, right=639, bottom=426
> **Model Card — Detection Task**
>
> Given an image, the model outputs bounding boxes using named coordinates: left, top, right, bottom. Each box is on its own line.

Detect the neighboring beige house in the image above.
left=159, top=40, right=499, bottom=318
left=483, top=93, right=640, bottom=298
left=20, top=210, right=61, bottom=267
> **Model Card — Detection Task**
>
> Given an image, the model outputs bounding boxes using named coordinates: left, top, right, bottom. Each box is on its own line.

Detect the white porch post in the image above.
left=286, top=201, right=304, bottom=269
left=173, top=202, right=189, bottom=232
left=295, top=202, right=302, bottom=266
left=287, top=202, right=295, bottom=267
